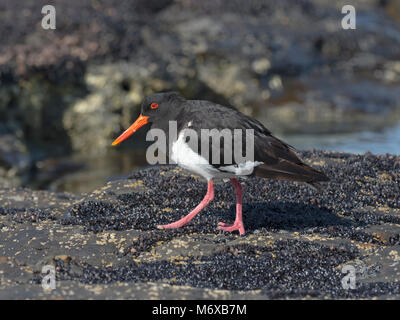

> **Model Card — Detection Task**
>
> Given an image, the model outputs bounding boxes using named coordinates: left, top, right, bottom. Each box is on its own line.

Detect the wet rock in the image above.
left=62, top=62, right=169, bottom=153
left=0, top=151, right=399, bottom=299
left=0, top=134, right=31, bottom=188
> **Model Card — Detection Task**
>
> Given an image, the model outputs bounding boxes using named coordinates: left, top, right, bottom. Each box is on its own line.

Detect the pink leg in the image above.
left=157, top=180, right=214, bottom=230
left=217, top=178, right=245, bottom=235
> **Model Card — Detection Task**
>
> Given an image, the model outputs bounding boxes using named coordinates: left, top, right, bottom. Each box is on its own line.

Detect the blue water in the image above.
left=281, top=124, right=400, bottom=155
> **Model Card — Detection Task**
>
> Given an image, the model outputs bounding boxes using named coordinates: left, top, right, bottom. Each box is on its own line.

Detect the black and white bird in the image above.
left=112, top=92, right=329, bottom=235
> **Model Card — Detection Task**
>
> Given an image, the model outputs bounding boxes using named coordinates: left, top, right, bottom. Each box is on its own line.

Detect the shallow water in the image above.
left=281, top=123, right=400, bottom=155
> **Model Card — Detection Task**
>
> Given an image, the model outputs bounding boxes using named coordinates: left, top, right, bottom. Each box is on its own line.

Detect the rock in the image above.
left=62, top=62, right=167, bottom=153
left=0, top=151, right=399, bottom=299
left=0, top=134, right=31, bottom=188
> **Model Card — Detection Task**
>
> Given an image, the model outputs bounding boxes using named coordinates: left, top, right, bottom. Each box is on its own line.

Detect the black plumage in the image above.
left=141, top=92, right=328, bottom=184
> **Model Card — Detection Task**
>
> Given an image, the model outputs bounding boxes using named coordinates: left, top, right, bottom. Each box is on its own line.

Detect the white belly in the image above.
left=171, top=132, right=219, bottom=181
left=171, top=131, right=263, bottom=181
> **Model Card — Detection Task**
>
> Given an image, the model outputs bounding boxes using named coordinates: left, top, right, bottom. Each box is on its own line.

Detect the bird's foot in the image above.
left=157, top=218, right=190, bottom=230
left=217, top=221, right=245, bottom=235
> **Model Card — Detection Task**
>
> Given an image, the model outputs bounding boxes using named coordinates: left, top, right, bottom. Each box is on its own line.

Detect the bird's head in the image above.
left=112, top=92, right=185, bottom=146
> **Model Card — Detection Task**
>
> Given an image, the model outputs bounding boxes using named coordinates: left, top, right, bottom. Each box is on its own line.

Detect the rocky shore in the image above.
left=0, top=151, right=399, bottom=299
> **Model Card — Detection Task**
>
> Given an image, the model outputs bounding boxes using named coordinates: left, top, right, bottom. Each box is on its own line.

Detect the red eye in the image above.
left=150, top=103, right=159, bottom=109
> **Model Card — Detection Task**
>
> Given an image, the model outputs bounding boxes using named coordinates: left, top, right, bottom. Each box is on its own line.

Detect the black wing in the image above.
left=178, top=100, right=329, bottom=182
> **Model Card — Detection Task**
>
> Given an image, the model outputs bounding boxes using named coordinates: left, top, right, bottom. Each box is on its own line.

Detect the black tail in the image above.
left=253, top=159, right=329, bottom=184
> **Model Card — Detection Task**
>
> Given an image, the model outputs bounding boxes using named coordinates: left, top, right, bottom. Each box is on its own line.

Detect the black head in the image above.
left=112, top=92, right=185, bottom=146
left=140, top=92, right=185, bottom=123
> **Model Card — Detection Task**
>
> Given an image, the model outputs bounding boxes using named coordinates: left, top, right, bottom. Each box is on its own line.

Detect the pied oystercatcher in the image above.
left=112, top=92, right=329, bottom=235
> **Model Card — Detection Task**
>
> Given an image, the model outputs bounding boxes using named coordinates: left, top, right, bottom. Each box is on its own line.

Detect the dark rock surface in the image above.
left=0, top=151, right=399, bottom=299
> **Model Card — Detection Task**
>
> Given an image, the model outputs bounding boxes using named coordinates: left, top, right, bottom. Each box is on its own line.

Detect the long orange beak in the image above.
left=112, top=114, right=149, bottom=146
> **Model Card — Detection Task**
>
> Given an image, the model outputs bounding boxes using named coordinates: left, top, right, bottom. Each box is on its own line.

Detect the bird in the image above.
left=112, top=92, right=329, bottom=235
